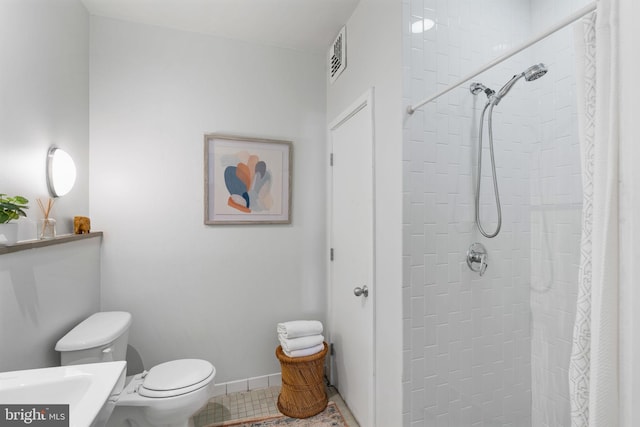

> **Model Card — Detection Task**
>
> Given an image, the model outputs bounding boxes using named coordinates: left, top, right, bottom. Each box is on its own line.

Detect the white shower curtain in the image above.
left=570, top=1, right=620, bottom=426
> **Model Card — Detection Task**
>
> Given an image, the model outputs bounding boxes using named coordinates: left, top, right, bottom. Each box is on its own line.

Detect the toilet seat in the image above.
left=138, top=359, right=215, bottom=398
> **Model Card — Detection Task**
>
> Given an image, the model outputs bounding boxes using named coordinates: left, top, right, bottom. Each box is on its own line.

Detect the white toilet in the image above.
left=55, top=311, right=216, bottom=427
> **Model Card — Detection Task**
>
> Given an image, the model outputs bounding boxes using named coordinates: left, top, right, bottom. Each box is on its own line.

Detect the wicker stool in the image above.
left=275, top=342, right=328, bottom=418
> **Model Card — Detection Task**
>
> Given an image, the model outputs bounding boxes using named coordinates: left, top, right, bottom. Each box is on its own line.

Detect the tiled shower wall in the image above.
left=402, top=0, right=586, bottom=425
left=402, top=0, right=534, bottom=425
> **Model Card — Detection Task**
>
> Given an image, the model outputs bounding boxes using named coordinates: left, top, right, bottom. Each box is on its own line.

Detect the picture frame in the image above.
left=204, top=134, right=292, bottom=225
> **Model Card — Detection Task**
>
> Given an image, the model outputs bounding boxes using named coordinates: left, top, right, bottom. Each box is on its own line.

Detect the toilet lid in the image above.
left=55, top=312, right=132, bottom=351
left=139, top=359, right=215, bottom=398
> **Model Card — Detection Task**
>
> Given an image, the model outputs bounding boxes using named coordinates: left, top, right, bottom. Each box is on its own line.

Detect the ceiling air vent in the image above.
left=328, top=26, right=346, bottom=84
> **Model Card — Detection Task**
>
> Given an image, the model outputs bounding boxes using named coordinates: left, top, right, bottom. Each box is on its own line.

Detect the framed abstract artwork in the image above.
left=204, top=134, right=292, bottom=224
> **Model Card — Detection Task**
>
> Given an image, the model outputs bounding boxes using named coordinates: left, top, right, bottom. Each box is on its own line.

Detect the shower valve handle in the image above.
left=467, top=243, right=488, bottom=276
left=479, top=254, right=488, bottom=276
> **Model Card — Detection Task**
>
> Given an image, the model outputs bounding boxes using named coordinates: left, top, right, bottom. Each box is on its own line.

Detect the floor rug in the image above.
left=206, top=402, right=348, bottom=427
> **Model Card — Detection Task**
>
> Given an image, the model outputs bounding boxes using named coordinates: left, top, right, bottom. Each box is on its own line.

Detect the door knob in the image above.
left=353, top=286, right=369, bottom=297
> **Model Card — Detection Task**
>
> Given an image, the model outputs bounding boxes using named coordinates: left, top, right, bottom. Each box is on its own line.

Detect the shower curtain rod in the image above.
left=406, top=1, right=597, bottom=115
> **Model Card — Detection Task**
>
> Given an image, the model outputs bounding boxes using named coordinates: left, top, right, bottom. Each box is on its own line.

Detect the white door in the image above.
left=328, top=89, right=375, bottom=427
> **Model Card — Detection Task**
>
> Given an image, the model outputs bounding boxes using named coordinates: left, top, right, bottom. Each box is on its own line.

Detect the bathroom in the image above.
left=1, top=0, right=639, bottom=426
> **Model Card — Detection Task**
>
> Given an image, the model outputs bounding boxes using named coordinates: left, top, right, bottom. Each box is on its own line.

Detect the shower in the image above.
left=471, top=63, right=548, bottom=238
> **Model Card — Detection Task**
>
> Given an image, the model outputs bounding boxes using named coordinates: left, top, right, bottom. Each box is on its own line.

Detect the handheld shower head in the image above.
left=524, top=63, right=548, bottom=81
left=494, top=74, right=524, bottom=104
left=492, top=63, right=548, bottom=105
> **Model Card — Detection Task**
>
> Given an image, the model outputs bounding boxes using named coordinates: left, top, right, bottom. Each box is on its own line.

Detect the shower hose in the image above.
left=475, top=101, right=502, bottom=238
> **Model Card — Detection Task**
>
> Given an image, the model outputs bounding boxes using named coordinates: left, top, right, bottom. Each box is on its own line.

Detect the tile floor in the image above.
left=192, top=385, right=359, bottom=426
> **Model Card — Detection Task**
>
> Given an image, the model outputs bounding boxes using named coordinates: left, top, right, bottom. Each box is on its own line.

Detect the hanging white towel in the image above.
left=277, top=320, right=323, bottom=339
left=279, top=334, right=324, bottom=353
left=282, top=343, right=324, bottom=358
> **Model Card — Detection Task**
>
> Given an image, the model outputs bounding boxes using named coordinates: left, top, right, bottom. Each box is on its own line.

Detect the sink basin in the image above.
left=0, top=361, right=126, bottom=427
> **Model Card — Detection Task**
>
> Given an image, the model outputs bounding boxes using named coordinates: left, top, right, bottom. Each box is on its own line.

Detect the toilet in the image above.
left=55, top=311, right=216, bottom=427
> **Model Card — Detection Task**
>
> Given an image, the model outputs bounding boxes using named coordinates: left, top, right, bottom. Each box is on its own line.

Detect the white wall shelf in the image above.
left=0, top=231, right=103, bottom=255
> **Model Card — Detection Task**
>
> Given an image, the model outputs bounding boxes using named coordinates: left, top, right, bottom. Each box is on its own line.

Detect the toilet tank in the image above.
left=55, top=312, right=132, bottom=366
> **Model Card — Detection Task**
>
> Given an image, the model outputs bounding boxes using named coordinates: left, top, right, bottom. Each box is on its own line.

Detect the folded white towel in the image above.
left=277, top=320, right=323, bottom=339
left=283, top=343, right=324, bottom=358
left=279, top=334, right=324, bottom=353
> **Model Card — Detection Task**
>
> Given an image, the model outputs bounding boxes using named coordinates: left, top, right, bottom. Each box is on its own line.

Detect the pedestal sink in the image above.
left=0, top=361, right=126, bottom=427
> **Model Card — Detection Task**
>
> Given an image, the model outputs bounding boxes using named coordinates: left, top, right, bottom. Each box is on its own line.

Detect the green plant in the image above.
left=0, top=194, right=29, bottom=224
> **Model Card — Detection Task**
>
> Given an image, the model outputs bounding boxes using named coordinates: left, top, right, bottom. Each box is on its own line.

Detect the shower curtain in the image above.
left=570, top=1, right=620, bottom=426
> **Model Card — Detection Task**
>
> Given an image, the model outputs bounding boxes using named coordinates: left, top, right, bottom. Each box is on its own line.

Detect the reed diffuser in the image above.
left=37, top=198, right=56, bottom=239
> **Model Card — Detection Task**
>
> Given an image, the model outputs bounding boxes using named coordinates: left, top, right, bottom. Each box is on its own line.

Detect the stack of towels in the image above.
left=277, top=320, right=324, bottom=358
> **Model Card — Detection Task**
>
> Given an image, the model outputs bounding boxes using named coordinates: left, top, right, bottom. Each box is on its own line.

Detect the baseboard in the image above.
left=211, top=373, right=282, bottom=397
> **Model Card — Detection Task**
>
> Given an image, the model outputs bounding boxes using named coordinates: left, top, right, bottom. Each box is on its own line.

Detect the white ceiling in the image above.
left=81, top=0, right=359, bottom=53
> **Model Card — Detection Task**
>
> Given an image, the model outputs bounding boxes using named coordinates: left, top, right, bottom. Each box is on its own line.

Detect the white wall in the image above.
left=0, top=239, right=101, bottom=371
left=0, top=0, right=90, bottom=236
left=326, top=0, right=404, bottom=425
left=89, top=17, right=327, bottom=383
left=0, top=0, right=98, bottom=371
